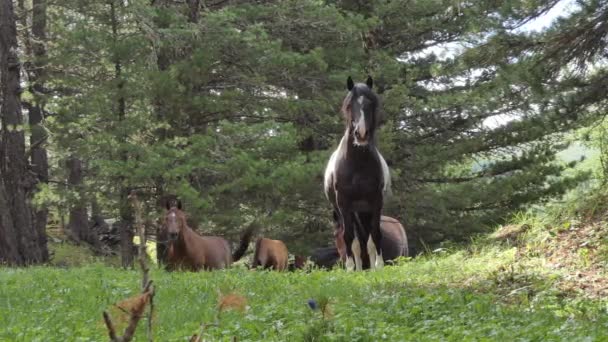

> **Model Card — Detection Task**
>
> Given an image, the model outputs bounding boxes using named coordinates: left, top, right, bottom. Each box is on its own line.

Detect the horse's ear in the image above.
left=177, top=200, right=182, bottom=210
left=366, top=75, right=373, bottom=89
left=347, top=76, right=354, bottom=91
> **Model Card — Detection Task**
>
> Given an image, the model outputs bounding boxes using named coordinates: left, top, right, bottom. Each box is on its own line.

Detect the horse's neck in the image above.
left=253, top=238, right=263, bottom=261
left=177, top=226, right=196, bottom=251
left=342, top=130, right=377, bottom=160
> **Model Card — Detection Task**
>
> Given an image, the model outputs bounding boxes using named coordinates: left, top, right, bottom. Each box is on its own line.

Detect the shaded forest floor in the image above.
left=2, top=205, right=608, bottom=341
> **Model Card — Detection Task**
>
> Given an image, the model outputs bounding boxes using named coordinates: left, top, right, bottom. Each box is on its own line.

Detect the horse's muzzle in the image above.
left=168, top=232, right=178, bottom=241
left=354, top=130, right=369, bottom=146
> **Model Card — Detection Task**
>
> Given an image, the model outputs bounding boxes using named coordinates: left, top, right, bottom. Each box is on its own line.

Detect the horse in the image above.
left=324, top=76, right=390, bottom=271
left=334, top=212, right=408, bottom=264
left=308, top=215, right=408, bottom=269
left=160, top=201, right=254, bottom=271
left=288, top=255, right=308, bottom=271
left=309, top=247, right=341, bottom=269
left=251, top=237, right=289, bottom=271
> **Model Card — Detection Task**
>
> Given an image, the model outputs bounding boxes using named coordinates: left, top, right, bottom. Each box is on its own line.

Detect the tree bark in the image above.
left=66, top=157, right=99, bottom=247
left=30, top=0, right=50, bottom=260
left=0, top=0, right=48, bottom=264
left=0, top=178, right=21, bottom=263
left=110, top=0, right=134, bottom=268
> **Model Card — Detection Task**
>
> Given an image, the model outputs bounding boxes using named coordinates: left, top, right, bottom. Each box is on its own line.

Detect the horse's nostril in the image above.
left=169, top=232, right=178, bottom=240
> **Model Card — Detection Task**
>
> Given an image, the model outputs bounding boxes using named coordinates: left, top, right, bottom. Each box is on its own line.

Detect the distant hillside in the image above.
left=472, top=141, right=598, bottom=173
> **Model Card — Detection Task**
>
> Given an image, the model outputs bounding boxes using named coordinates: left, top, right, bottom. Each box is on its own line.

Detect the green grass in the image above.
left=1, top=246, right=607, bottom=341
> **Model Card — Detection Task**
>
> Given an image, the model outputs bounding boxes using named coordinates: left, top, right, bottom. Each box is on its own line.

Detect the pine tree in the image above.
left=0, top=0, right=48, bottom=264
left=30, top=0, right=607, bottom=256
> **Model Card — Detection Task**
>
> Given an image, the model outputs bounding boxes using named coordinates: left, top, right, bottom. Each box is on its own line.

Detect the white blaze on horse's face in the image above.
left=353, top=96, right=370, bottom=146
left=166, top=211, right=180, bottom=237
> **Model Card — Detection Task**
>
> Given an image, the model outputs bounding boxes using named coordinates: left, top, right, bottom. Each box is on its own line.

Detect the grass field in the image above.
left=2, top=240, right=607, bottom=341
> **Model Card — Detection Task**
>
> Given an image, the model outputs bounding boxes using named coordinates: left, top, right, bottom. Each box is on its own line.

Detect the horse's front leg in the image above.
left=368, top=195, right=384, bottom=270
left=336, top=195, right=361, bottom=271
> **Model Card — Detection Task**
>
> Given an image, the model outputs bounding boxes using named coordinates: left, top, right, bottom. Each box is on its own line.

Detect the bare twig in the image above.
left=102, top=282, right=154, bottom=342
left=129, top=191, right=149, bottom=289
left=102, top=191, right=156, bottom=341
left=129, top=191, right=154, bottom=341
left=189, top=322, right=220, bottom=342
left=102, top=311, right=119, bottom=341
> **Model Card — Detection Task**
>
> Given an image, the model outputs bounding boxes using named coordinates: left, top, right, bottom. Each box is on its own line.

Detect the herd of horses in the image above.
left=157, top=76, right=406, bottom=272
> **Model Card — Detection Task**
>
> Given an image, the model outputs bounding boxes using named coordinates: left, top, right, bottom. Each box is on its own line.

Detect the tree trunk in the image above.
left=66, top=157, right=99, bottom=247
left=30, top=0, right=49, bottom=260
left=0, top=0, right=47, bottom=264
left=187, top=0, right=200, bottom=23
left=0, top=179, right=21, bottom=263
left=110, top=0, right=133, bottom=268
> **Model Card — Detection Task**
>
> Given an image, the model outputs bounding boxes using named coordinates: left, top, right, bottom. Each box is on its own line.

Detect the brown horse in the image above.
left=160, top=202, right=254, bottom=271
left=334, top=212, right=407, bottom=265
left=251, top=237, right=289, bottom=271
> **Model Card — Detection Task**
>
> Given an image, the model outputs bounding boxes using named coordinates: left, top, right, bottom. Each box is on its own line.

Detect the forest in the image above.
left=1, top=0, right=607, bottom=340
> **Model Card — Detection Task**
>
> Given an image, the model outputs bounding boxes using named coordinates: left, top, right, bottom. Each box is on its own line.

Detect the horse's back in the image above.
left=199, top=236, right=231, bottom=269
left=310, top=246, right=340, bottom=269
left=255, top=238, right=288, bottom=271
left=380, top=216, right=408, bottom=259
left=269, top=239, right=289, bottom=271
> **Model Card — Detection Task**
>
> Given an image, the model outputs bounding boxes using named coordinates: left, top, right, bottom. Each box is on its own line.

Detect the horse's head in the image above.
left=341, top=76, right=380, bottom=147
left=163, top=200, right=186, bottom=242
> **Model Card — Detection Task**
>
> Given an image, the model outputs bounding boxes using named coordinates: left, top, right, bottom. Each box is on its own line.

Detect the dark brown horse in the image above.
left=160, top=202, right=254, bottom=271
left=251, top=237, right=289, bottom=271
left=334, top=213, right=407, bottom=264
left=324, top=76, right=390, bottom=271
left=309, top=247, right=341, bottom=269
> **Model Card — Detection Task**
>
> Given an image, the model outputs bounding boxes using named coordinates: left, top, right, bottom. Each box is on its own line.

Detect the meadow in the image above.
left=2, top=240, right=607, bottom=341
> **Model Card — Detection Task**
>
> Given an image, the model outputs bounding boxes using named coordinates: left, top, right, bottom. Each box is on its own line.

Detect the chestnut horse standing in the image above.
left=251, top=237, right=289, bottom=271
left=160, top=202, right=254, bottom=271
left=334, top=213, right=407, bottom=264
left=324, top=76, right=390, bottom=271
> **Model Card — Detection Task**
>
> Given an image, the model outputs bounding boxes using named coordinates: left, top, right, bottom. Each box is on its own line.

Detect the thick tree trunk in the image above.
left=0, top=179, right=21, bottom=263
left=30, top=0, right=49, bottom=260
left=0, top=0, right=47, bottom=264
left=66, top=157, right=99, bottom=247
left=187, top=0, right=200, bottom=23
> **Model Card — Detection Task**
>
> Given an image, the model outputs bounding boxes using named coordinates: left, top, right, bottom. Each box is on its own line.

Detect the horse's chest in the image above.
left=335, top=161, right=382, bottom=196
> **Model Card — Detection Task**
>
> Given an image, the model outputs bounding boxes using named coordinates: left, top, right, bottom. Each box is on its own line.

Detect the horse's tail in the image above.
left=232, top=222, right=257, bottom=262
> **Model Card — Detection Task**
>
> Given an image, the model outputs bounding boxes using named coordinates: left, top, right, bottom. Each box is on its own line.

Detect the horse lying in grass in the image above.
left=251, top=237, right=289, bottom=271
left=159, top=201, right=254, bottom=271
